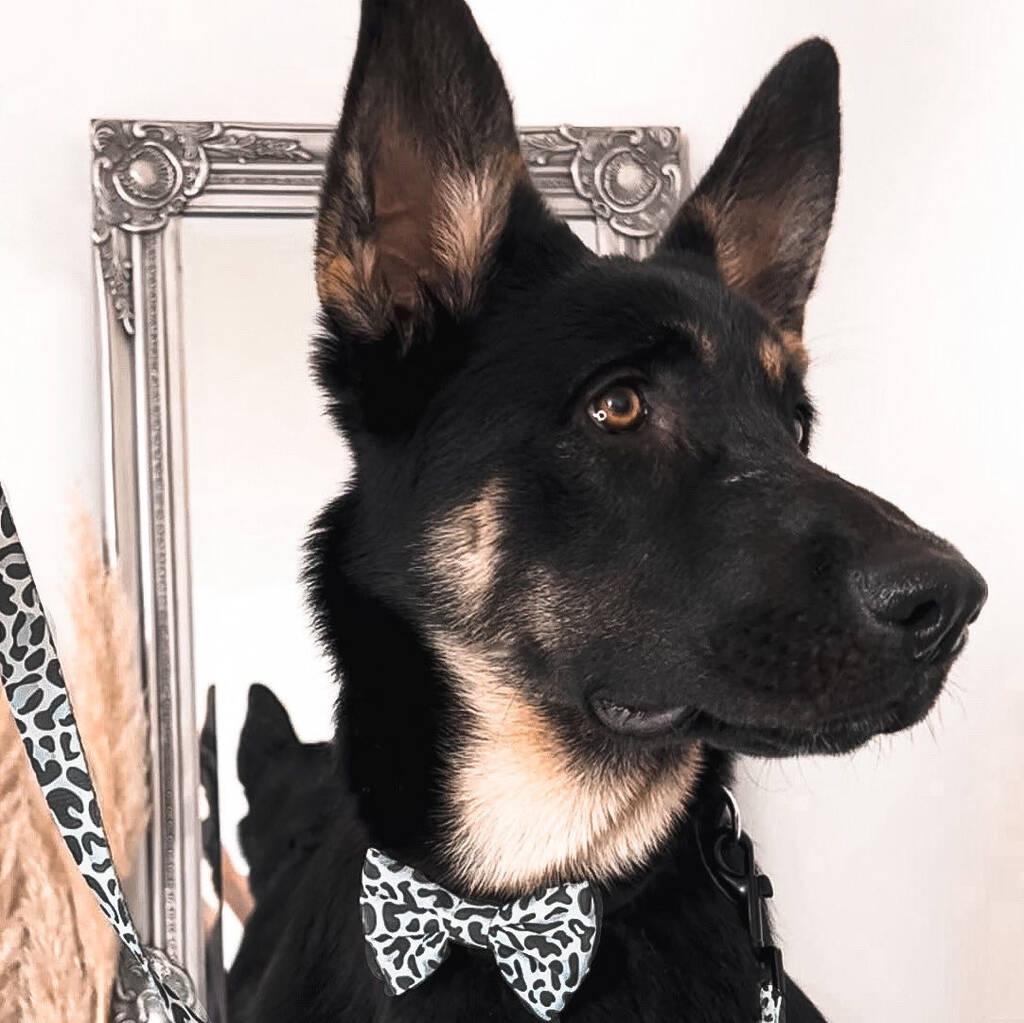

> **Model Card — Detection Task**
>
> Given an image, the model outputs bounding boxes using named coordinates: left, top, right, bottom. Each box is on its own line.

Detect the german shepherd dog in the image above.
left=228, top=0, right=987, bottom=1019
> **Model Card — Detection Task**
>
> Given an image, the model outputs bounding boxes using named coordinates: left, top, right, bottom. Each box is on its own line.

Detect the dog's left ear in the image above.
left=657, top=39, right=840, bottom=339
left=315, top=0, right=530, bottom=342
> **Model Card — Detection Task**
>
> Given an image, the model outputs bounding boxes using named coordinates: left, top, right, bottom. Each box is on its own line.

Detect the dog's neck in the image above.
left=328, top=567, right=707, bottom=901
left=432, top=634, right=705, bottom=898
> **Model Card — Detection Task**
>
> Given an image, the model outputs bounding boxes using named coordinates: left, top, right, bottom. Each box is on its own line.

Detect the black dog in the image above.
left=228, top=1, right=987, bottom=1019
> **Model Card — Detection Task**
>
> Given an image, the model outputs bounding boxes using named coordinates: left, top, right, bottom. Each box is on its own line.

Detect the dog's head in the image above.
left=311, top=1, right=985, bottom=773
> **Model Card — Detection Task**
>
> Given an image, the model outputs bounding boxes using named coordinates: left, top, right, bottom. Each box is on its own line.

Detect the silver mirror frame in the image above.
left=92, top=120, right=688, bottom=1019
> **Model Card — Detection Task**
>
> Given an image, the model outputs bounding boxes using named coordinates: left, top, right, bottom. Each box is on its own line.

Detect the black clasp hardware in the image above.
left=697, top=787, right=786, bottom=1021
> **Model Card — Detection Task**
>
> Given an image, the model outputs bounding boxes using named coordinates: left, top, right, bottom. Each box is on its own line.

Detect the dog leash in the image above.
left=697, top=787, right=786, bottom=1023
left=0, top=483, right=208, bottom=1023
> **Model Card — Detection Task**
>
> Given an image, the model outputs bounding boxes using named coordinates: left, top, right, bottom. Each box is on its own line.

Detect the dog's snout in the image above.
left=854, top=546, right=988, bottom=662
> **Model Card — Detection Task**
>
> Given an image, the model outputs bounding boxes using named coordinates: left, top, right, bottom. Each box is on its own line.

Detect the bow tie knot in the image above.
left=360, top=848, right=601, bottom=1020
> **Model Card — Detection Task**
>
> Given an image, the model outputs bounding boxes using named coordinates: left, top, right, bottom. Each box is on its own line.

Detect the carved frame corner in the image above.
left=520, top=124, right=686, bottom=243
left=91, top=120, right=318, bottom=336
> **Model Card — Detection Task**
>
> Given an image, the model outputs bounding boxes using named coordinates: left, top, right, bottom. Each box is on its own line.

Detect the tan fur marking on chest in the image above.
left=435, top=638, right=703, bottom=897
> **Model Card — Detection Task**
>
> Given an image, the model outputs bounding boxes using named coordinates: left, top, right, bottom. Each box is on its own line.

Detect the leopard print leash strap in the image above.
left=0, top=485, right=208, bottom=1023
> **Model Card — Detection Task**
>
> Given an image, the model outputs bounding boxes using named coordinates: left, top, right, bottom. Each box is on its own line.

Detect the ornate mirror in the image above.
left=92, top=120, right=688, bottom=1018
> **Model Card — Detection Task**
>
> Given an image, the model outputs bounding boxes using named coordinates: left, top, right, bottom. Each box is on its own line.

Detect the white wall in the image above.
left=1, top=1, right=1021, bottom=1020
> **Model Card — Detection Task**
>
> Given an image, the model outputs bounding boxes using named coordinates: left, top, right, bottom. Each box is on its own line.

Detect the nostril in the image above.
left=876, top=590, right=955, bottom=662
left=897, top=598, right=941, bottom=633
left=854, top=547, right=987, bottom=664
left=903, top=597, right=960, bottom=662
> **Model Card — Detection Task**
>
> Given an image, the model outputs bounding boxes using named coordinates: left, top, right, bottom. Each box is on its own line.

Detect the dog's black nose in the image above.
left=855, top=546, right=987, bottom=662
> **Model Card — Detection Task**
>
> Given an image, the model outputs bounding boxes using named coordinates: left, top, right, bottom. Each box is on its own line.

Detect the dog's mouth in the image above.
left=588, top=662, right=951, bottom=755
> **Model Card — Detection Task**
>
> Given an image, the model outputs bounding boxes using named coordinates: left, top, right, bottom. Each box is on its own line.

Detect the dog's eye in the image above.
left=588, top=384, right=647, bottom=432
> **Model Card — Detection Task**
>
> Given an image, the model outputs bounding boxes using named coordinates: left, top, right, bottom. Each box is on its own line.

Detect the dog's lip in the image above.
left=679, top=709, right=879, bottom=756
left=589, top=660, right=950, bottom=751
left=680, top=670, right=947, bottom=756
left=590, top=697, right=689, bottom=737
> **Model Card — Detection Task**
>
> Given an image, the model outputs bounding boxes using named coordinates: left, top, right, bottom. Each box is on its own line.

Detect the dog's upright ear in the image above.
left=657, top=39, right=840, bottom=341
left=316, top=0, right=533, bottom=350
left=238, top=684, right=300, bottom=794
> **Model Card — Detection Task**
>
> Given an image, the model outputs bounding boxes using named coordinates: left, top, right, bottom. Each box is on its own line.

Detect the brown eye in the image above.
left=588, top=384, right=647, bottom=432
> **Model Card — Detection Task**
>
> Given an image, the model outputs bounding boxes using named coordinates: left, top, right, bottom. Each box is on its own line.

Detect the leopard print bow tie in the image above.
left=360, top=848, right=602, bottom=1020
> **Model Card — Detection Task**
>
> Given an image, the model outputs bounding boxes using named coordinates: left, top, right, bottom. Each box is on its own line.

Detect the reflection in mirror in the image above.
left=180, top=217, right=338, bottom=966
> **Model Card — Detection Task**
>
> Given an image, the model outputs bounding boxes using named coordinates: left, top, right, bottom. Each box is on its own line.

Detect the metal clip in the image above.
left=697, top=788, right=787, bottom=1020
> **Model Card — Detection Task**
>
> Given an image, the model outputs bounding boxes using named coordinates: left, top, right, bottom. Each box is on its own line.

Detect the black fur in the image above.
left=232, top=688, right=830, bottom=1022
left=228, top=1, right=987, bottom=1019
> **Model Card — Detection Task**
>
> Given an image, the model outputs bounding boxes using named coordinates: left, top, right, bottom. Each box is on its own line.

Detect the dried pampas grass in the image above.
left=0, top=513, right=149, bottom=1023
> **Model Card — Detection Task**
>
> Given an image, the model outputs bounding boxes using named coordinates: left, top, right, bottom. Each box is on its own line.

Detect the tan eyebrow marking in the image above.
left=695, top=330, right=717, bottom=365
left=760, top=330, right=809, bottom=383
left=759, top=334, right=786, bottom=383
left=665, top=320, right=716, bottom=365
left=780, top=329, right=810, bottom=375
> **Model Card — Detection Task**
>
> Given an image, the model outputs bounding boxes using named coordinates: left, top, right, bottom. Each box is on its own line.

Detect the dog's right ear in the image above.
left=316, top=0, right=536, bottom=349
